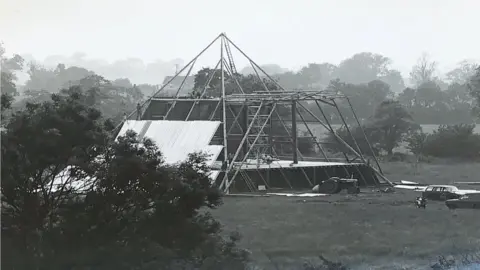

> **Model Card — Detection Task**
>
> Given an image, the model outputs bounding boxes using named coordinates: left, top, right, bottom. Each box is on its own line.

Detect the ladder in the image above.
left=247, top=103, right=272, bottom=159
left=224, top=41, right=237, bottom=75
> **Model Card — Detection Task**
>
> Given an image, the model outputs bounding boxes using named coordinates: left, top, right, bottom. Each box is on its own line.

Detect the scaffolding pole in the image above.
left=185, top=59, right=221, bottom=120
left=331, top=99, right=366, bottom=163
left=164, top=59, right=197, bottom=119
left=345, top=97, right=384, bottom=175
left=220, top=35, right=229, bottom=190
left=291, top=100, right=298, bottom=164
left=113, top=33, right=222, bottom=132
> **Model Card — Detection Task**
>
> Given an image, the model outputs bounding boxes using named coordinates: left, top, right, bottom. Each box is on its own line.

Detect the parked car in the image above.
left=421, top=185, right=462, bottom=201
left=445, top=193, right=480, bottom=209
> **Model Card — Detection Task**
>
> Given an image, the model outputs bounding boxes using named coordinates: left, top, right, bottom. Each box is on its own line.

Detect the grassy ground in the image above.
left=212, top=162, right=480, bottom=269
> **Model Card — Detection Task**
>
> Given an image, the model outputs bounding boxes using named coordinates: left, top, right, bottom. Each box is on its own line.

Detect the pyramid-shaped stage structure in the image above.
left=116, top=33, right=392, bottom=193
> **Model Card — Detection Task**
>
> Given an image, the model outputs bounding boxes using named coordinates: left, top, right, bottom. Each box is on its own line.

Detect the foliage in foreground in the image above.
left=1, top=89, right=249, bottom=269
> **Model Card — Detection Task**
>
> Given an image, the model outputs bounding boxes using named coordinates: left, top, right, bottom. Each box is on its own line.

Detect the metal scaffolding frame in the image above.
left=116, top=32, right=392, bottom=193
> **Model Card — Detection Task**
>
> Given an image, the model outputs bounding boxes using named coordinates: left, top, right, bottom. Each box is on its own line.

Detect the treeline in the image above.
left=2, top=43, right=479, bottom=126
left=262, top=56, right=477, bottom=125
left=193, top=53, right=478, bottom=125
left=322, top=67, right=480, bottom=161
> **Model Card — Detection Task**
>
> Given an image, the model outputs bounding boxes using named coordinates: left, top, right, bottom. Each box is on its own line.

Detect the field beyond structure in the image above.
left=212, top=161, right=480, bottom=269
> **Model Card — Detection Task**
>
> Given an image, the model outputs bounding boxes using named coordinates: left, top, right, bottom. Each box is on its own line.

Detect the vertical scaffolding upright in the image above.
left=220, top=34, right=229, bottom=187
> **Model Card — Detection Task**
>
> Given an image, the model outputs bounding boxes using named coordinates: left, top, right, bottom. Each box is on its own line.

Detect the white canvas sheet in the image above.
left=209, top=170, right=221, bottom=184
left=117, top=120, right=223, bottom=166
left=53, top=121, right=223, bottom=191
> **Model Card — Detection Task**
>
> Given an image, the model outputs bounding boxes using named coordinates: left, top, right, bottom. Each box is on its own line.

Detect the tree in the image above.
left=65, top=74, right=144, bottom=122
left=325, top=100, right=419, bottom=157
left=16, top=71, right=144, bottom=124
left=112, top=78, right=134, bottom=88
left=446, top=60, right=478, bottom=84
left=193, top=67, right=230, bottom=96
left=24, top=62, right=59, bottom=91
left=396, top=81, right=467, bottom=124
left=315, top=62, right=338, bottom=87
left=405, top=131, right=428, bottom=156
left=324, top=79, right=393, bottom=122
left=468, top=66, right=480, bottom=117
left=1, top=90, right=248, bottom=269
left=274, top=71, right=304, bottom=90
left=1, top=43, right=24, bottom=96
left=379, top=69, right=406, bottom=93
left=297, top=63, right=322, bottom=88
left=414, top=81, right=444, bottom=108
left=193, top=68, right=278, bottom=97
left=366, top=100, right=420, bottom=155
left=1, top=92, right=13, bottom=122
left=333, top=52, right=405, bottom=92
left=409, top=52, right=438, bottom=86
left=240, top=64, right=287, bottom=75
left=1, top=90, right=112, bottom=268
left=443, top=82, right=475, bottom=123
left=271, top=62, right=338, bottom=90
left=1, top=44, right=24, bottom=122
left=24, top=63, right=94, bottom=92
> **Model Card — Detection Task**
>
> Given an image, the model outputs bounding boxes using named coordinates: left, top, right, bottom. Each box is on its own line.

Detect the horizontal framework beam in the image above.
left=150, top=97, right=343, bottom=103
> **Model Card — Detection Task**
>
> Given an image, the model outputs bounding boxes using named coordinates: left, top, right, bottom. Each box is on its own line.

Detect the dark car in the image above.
left=446, top=193, right=480, bottom=209
left=421, top=185, right=462, bottom=201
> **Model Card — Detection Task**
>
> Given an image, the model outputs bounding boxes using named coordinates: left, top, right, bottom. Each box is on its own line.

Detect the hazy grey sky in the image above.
left=1, top=0, right=479, bottom=77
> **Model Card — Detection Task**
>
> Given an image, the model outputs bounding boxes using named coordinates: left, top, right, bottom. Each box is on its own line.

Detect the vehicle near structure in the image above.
left=445, top=193, right=480, bottom=210
left=312, top=177, right=360, bottom=195
left=421, top=185, right=463, bottom=201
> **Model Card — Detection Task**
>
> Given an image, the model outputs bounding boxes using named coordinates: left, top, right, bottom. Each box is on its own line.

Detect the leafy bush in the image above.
left=367, top=100, right=420, bottom=155
left=405, top=131, right=428, bottom=155
left=407, top=124, right=480, bottom=159
left=1, top=89, right=249, bottom=269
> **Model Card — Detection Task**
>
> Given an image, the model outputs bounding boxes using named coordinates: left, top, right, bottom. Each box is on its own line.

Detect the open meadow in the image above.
left=212, top=162, right=480, bottom=269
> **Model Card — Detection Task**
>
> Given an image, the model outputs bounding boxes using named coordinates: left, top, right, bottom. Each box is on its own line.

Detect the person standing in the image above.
left=136, top=103, right=142, bottom=120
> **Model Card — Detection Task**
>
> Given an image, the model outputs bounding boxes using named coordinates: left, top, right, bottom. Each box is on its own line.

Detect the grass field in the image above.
left=212, top=162, right=480, bottom=269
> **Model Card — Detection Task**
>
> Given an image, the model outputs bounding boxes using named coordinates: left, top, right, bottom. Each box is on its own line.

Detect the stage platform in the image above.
left=237, top=160, right=362, bottom=170
left=214, top=159, right=385, bottom=192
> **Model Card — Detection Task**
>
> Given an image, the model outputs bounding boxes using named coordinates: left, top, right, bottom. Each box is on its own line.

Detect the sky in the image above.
left=1, top=0, right=479, bottom=81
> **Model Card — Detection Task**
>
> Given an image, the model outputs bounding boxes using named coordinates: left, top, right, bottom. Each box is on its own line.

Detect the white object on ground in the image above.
left=266, top=193, right=329, bottom=197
